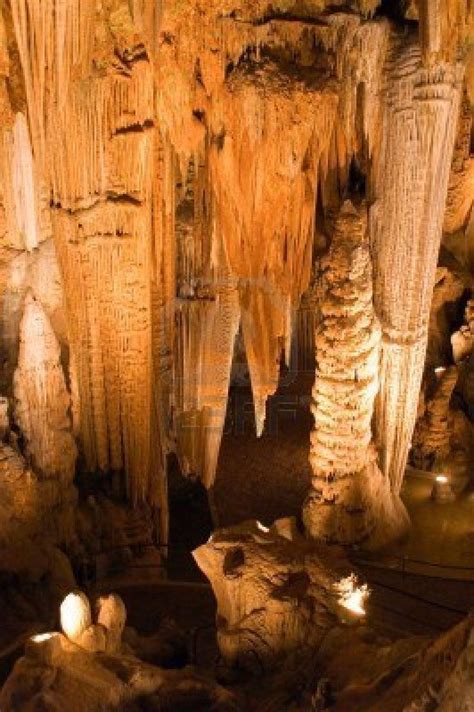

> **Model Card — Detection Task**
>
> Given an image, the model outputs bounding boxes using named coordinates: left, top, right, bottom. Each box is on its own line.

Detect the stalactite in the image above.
left=370, top=33, right=464, bottom=494
left=303, top=201, right=408, bottom=547
left=208, top=66, right=338, bottom=433
left=174, top=272, right=240, bottom=486
left=7, top=112, right=38, bottom=250
left=53, top=200, right=157, bottom=505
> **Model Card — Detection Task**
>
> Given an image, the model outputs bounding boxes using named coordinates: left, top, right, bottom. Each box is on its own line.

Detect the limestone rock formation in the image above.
left=194, top=518, right=357, bottom=672
left=0, top=0, right=470, bottom=563
left=316, top=614, right=474, bottom=712
left=13, top=292, right=76, bottom=483
left=427, top=266, right=467, bottom=368
left=1, top=609, right=239, bottom=712
left=195, top=518, right=474, bottom=710
left=303, top=201, right=408, bottom=546
left=411, top=365, right=459, bottom=472
left=452, top=299, right=474, bottom=364
left=0, top=442, right=76, bottom=570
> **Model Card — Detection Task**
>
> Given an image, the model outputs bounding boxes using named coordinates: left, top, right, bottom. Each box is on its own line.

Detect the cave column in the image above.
left=370, top=37, right=464, bottom=494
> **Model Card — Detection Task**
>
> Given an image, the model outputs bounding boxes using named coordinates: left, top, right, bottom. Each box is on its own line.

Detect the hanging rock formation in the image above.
left=370, top=16, right=465, bottom=495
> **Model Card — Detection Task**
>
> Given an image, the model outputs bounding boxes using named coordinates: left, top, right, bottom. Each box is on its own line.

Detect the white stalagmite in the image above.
left=60, top=591, right=92, bottom=643
left=13, top=293, right=77, bottom=483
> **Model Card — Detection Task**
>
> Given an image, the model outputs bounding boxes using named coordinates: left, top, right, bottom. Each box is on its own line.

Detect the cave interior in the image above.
left=0, top=1, right=474, bottom=710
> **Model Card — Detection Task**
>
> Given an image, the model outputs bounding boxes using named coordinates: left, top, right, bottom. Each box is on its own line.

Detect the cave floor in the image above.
left=213, top=380, right=474, bottom=576
left=380, top=468, right=474, bottom=575
left=213, top=375, right=313, bottom=527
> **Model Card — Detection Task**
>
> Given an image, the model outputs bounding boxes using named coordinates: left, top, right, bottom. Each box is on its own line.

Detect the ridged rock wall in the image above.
left=371, top=33, right=464, bottom=494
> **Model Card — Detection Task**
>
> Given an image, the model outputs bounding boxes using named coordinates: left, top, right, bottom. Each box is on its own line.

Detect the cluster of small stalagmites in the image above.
left=59, top=591, right=126, bottom=654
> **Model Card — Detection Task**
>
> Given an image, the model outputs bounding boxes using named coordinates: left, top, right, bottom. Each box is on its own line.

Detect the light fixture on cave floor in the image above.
left=30, top=633, right=57, bottom=643
left=256, top=521, right=270, bottom=533
left=27, top=631, right=62, bottom=663
left=334, top=574, right=369, bottom=619
left=431, top=474, right=455, bottom=503
left=434, top=366, right=446, bottom=376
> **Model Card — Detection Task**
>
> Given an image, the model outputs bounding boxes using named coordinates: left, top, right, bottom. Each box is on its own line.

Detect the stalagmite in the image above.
left=13, top=293, right=76, bottom=483
left=303, top=202, right=408, bottom=546
left=411, top=366, right=459, bottom=471
left=60, top=591, right=92, bottom=644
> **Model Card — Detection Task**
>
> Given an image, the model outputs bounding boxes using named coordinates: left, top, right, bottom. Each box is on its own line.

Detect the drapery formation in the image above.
left=371, top=35, right=464, bottom=494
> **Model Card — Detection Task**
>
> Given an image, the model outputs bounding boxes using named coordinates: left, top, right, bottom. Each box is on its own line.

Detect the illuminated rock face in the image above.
left=193, top=519, right=343, bottom=671
left=370, top=34, right=464, bottom=496
left=0, top=1, right=471, bottom=550
left=14, top=293, right=77, bottom=483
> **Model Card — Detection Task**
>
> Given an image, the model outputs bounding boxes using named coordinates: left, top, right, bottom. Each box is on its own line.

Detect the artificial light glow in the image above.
left=334, top=574, right=369, bottom=616
left=435, top=475, right=448, bottom=484
left=434, top=367, right=446, bottom=375
left=256, top=521, right=270, bottom=533
left=30, top=633, right=57, bottom=643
